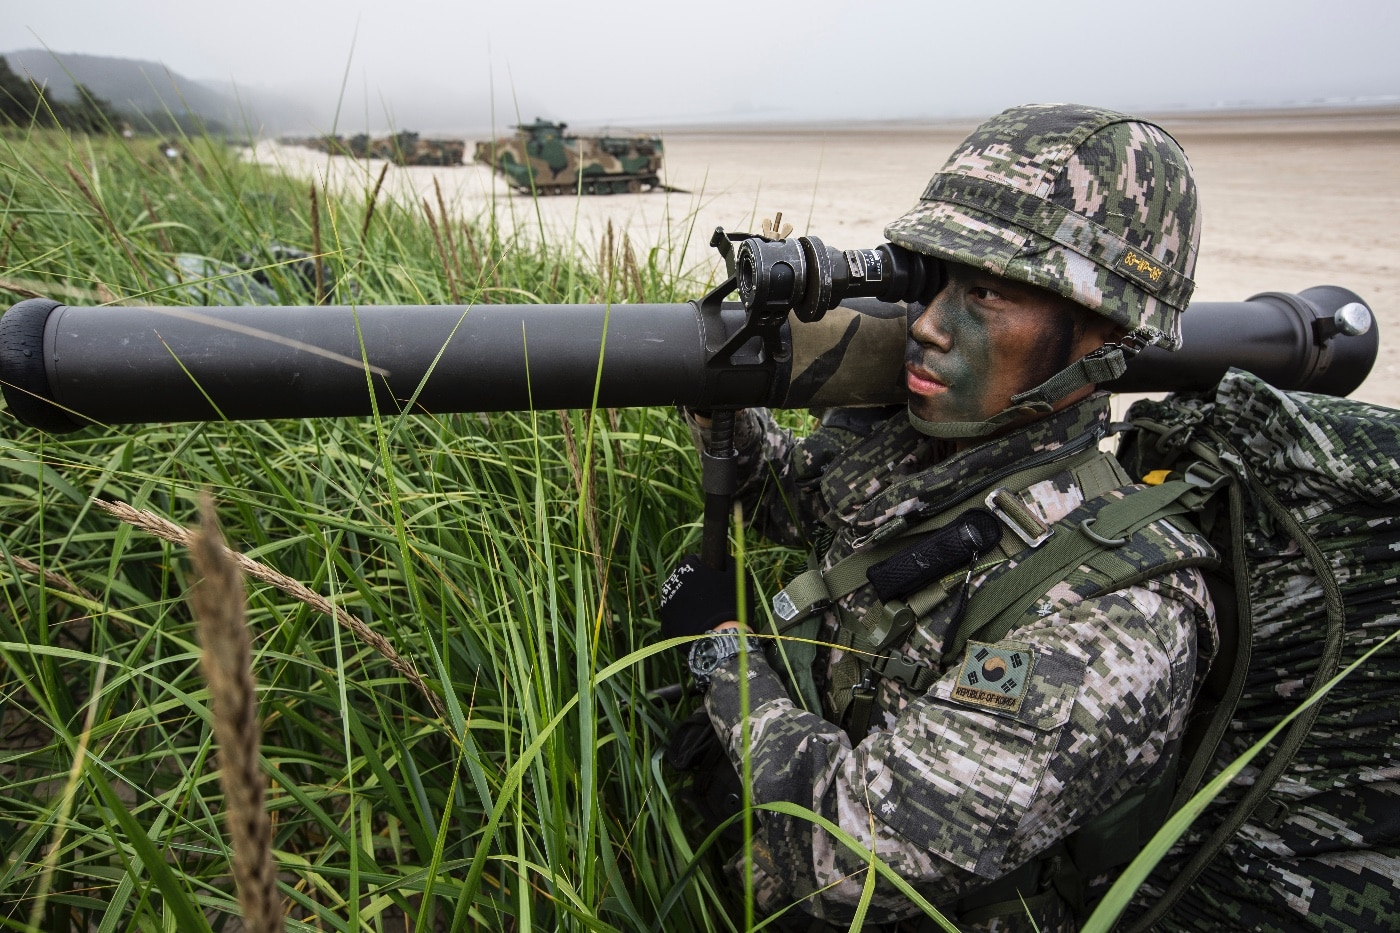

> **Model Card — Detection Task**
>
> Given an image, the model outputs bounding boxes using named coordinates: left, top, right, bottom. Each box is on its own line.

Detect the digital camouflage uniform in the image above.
left=690, top=396, right=1217, bottom=930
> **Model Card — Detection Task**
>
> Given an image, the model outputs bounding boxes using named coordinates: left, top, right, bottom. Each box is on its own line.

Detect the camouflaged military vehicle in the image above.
left=280, top=132, right=464, bottom=166
left=370, top=132, right=466, bottom=167
left=473, top=119, right=663, bottom=194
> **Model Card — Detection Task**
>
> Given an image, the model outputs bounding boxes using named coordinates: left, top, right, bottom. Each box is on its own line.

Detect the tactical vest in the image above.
left=773, top=442, right=1215, bottom=728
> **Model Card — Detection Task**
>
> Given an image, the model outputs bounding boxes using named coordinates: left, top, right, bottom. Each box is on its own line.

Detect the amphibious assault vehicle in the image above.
left=473, top=119, right=663, bottom=194
left=364, top=132, right=465, bottom=167
left=281, top=132, right=465, bottom=167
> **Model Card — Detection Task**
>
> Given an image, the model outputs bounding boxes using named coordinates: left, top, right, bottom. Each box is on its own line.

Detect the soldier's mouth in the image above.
left=905, top=364, right=946, bottom=396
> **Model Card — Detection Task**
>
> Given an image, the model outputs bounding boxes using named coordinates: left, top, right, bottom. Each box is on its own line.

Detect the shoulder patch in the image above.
left=952, top=641, right=1034, bottom=714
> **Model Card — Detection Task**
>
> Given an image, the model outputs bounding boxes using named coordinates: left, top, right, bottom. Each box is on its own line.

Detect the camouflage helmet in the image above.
left=885, top=103, right=1200, bottom=350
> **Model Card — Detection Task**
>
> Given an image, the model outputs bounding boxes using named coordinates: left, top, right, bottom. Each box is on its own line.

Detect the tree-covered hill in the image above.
left=0, top=56, right=124, bottom=132
left=3, top=48, right=316, bottom=134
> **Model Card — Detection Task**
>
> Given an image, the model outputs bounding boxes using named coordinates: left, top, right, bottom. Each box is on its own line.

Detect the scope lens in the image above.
left=737, top=252, right=757, bottom=302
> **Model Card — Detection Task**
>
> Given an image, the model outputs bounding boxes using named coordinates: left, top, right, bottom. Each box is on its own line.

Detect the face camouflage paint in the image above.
left=905, top=263, right=1087, bottom=434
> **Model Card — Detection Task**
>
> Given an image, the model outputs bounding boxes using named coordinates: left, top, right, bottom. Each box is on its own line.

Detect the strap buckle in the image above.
left=771, top=569, right=830, bottom=623
left=772, top=589, right=801, bottom=622
left=869, top=652, right=929, bottom=688
left=855, top=665, right=879, bottom=697
left=1182, top=460, right=1230, bottom=492
left=773, top=588, right=828, bottom=623
left=985, top=488, right=1053, bottom=548
left=867, top=600, right=917, bottom=653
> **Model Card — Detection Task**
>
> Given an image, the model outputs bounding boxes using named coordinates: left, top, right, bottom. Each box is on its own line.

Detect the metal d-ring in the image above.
left=1080, top=518, right=1128, bottom=547
left=1153, top=422, right=1193, bottom=455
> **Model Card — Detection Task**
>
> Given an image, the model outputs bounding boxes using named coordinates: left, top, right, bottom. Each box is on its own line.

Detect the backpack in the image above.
left=1110, top=369, right=1400, bottom=932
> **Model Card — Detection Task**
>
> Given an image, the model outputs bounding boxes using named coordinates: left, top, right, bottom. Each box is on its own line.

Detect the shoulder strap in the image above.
left=947, top=477, right=1219, bottom=663
left=831, top=446, right=1126, bottom=739
left=772, top=445, right=1108, bottom=626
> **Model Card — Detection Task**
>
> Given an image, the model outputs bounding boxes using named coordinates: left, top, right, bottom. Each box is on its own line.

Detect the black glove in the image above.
left=658, top=555, right=759, bottom=640
left=665, top=707, right=745, bottom=842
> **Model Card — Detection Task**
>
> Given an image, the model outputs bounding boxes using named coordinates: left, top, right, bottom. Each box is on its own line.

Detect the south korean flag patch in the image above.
left=952, top=641, right=1034, bottom=715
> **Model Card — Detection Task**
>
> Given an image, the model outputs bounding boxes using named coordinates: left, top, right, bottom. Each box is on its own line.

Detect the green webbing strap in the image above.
left=844, top=684, right=875, bottom=746
left=1004, top=340, right=1137, bottom=415
left=776, top=445, right=1113, bottom=626
left=775, top=615, right=825, bottom=714
left=772, top=530, right=945, bottom=626
left=772, top=569, right=838, bottom=620
left=1169, top=481, right=1252, bottom=809
left=772, top=514, right=966, bottom=624
left=1124, top=457, right=1346, bottom=933
left=840, top=576, right=965, bottom=741
left=946, top=479, right=1212, bottom=665
left=769, top=552, right=828, bottom=715
left=908, top=400, right=1053, bottom=440
left=1073, top=444, right=1132, bottom=499
left=829, top=655, right=865, bottom=733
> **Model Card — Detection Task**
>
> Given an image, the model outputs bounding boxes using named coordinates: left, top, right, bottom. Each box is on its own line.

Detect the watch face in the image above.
left=689, top=635, right=724, bottom=676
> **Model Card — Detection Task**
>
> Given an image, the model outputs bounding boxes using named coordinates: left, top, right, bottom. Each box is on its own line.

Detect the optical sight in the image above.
left=732, top=237, right=943, bottom=323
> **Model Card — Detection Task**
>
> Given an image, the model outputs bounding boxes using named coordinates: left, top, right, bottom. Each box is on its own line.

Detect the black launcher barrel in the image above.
left=0, top=286, right=1377, bottom=433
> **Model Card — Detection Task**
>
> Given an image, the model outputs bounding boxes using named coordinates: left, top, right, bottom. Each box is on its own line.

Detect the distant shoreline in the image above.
left=316, top=102, right=1400, bottom=143
left=407, top=102, right=1400, bottom=142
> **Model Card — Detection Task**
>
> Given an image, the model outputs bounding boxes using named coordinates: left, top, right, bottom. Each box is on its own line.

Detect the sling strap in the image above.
left=805, top=445, right=1113, bottom=714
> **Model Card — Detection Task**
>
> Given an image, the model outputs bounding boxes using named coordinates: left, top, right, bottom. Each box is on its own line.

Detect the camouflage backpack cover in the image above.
left=1113, top=368, right=1400, bottom=931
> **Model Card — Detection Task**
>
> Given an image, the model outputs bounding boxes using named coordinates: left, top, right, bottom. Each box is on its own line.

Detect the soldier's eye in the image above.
left=970, top=286, right=1001, bottom=301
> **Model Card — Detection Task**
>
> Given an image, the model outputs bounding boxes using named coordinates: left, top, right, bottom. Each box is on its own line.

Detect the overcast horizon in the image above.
left=6, top=0, right=1399, bottom=136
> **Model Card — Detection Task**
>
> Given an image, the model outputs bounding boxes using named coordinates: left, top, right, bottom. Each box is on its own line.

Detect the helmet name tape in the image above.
left=1116, top=249, right=1168, bottom=290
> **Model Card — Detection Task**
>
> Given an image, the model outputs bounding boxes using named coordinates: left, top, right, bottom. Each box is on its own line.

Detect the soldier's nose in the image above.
left=910, top=298, right=953, bottom=350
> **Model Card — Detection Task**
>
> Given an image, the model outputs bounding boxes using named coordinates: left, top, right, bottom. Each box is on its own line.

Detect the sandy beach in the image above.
left=251, top=106, right=1400, bottom=407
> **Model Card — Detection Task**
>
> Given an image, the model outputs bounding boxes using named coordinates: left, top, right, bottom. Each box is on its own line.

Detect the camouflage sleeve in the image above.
left=701, top=568, right=1210, bottom=926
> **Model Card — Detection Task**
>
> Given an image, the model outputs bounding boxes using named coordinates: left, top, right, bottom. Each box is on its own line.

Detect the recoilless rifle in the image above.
left=0, top=225, right=1379, bottom=570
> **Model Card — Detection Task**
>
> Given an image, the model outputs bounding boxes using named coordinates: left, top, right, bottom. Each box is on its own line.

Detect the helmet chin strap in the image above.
left=908, top=327, right=1160, bottom=440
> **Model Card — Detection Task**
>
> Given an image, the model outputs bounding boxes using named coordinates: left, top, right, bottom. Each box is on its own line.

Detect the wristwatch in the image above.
left=687, top=631, right=765, bottom=691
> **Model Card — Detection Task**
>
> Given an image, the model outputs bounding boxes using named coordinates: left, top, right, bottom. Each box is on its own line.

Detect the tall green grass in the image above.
left=0, top=125, right=807, bottom=931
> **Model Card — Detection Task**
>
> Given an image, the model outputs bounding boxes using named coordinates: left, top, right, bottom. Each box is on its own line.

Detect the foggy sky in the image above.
left=6, top=0, right=1399, bottom=134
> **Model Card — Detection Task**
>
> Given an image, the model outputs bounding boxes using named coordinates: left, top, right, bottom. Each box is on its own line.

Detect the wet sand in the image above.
left=251, top=106, right=1400, bottom=407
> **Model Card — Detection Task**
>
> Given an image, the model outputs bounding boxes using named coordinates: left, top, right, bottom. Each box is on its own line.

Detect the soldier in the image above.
left=660, top=103, right=1217, bottom=931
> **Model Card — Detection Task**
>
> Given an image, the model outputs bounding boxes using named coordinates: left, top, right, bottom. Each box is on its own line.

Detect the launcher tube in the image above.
left=0, top=286, right=1377, bottom=434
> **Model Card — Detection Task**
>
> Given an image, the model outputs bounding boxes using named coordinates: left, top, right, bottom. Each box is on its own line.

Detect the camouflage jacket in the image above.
left=689, top=396, right=1217, bottom=930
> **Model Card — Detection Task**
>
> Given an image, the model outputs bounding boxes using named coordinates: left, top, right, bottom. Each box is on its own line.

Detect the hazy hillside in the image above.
left=3, top=49, right=318, bottom=134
